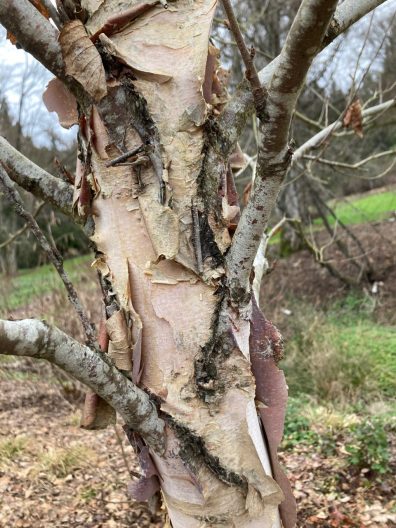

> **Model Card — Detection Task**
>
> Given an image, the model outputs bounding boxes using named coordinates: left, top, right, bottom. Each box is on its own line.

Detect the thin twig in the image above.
left=302, top=149, right=396, bottom=170
left=220, top=0, right=266, bottom=114
left=113, top=424, right=132, bottom=477
left=105, top=145, right=145, bottom=167
left=0, top=202, right=45, bottom=249
left=0, top=165, right=96, bottom=348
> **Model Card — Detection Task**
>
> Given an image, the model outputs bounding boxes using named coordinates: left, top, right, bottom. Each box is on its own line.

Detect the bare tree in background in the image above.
left=0, top=1, right=395, bottom=526
left=225, top=2, right=396, bottom=282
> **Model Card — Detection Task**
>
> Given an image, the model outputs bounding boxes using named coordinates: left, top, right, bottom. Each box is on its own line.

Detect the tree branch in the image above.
left=215, top=0, right=389, bottom=156
left=0, top=202, right=45, bottom=250
left=226, top=0, right=339, bottom=302
left=220, top=0, right=266, bottom=114
left=0, top=318, right=165, bottom=452
left=0, top=0, right=91, bottom=104
left=302, top=148, right=396, bottom=170
left=0, top=137, right=74, bottom=217
left=0, top=166, right=96, bottom=347
left=323, top=0, right=389, bottom=45
left=0, top=0, right=64, bottom=79
left=40, top=0, right=63, bottom=30
left=293, top=99, right=396, bottom=163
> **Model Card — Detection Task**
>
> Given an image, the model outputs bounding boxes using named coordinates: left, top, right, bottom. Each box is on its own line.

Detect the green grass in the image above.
left=0, top=255, right=92, bottom=312
left=36, top=444, right=95, bottom=478
left=0, top=436, right=28, bottom=465
left=315, top=190, right=396, bottom=228
left=281, top=294, right=396, bottom=403
left=329, top=321, right=396, bottom=398
left=269, top=189, right=396, bottom=247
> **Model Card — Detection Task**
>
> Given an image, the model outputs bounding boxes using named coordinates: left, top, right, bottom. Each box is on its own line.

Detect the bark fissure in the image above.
left=165, top=414, right=247, bottom=489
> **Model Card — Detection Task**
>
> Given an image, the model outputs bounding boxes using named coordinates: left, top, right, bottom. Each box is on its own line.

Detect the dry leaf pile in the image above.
left=0, top=373, right=394, bottom=527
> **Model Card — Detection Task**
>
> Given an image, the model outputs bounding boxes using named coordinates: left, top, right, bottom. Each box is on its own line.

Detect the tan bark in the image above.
left=68, top=1, right=285, bottom=526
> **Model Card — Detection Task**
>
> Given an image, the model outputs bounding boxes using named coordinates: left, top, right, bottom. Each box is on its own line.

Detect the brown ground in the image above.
left=0, top=373, right=163, bottom=527
left=262, top=217, right=396, bottom=327
left=1, top=370, right=394, bottom=528
left=0, top=217, right=395, bottom=527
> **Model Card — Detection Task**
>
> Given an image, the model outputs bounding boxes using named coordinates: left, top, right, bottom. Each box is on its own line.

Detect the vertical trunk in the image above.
left=2, top=212, right=18, bottom=276
left=278, top=178, right=305, bottom=253
left=53, top=1, right=294, bottom=525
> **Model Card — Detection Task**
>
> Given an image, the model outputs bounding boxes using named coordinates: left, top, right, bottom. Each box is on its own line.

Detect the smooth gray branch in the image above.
left=0, top=319, right=165, bottom=452
left=0, top=0, right=64, bottom=78
left=324, top=0, right=389, bottom=44
left=226, top=0, right=339, bottom=302
left=216, top=0, right=389, bottom=155
left=0, top=136, right=74, bottom=216
left=293, top=99, right=396, bottom=163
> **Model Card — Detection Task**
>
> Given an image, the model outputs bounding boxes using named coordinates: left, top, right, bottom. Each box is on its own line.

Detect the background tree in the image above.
left=0, top=55, right=87, bottom=274
left=0, top=1, right=395, bottom=527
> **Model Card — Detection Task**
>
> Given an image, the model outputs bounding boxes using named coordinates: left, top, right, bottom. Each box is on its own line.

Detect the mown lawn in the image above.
left=319, top=190, right=396, bottom=227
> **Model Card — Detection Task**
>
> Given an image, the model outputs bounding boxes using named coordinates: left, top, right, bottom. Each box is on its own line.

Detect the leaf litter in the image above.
left=0, top=264, right=394, bottom=527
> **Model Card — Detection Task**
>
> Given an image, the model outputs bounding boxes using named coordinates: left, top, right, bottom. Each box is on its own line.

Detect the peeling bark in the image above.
left=1, top=0, right=387, bottom=525
left=61, top=0, right=285, bottom=525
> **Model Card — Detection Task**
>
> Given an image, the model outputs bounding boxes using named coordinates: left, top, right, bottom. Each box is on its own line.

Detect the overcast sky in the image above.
left=0, top=0, right=395, bottom=150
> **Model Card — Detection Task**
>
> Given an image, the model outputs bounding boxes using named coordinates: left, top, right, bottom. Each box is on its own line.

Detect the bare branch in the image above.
left=40, top=0, right=63, bottom=30
left=0, top=318, right=165, bottom=452
left=303, top=149, right=396, bottom=170
left=0, top=202, right=45, bottom=250
left=0, top=0, right=64, bottom=78
left=324, top=0, right=390, bottom=45
left=294, top=109, right=323, bottom=131
left=0, top=166, right=96, bottom=346
left=216, top=0, right=389, bottom=155
left=220, top=0, right=266, bottom=114
left=252, top=216, right=289, bottom=301
left=226, top=0, right=339, bottom=302
left=0, top=137, right=74, bottom=216
left=293, top=99, right=396, bottom=163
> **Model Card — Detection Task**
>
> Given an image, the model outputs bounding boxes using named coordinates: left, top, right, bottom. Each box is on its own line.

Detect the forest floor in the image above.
left=0, top=371, right=394, bottom=528
left=0, top=216, right=395, bottom=527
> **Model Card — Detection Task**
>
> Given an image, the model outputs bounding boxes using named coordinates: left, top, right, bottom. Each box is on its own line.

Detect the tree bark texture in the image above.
left=35, top=1, right=295, bottom=526
left=0, top=0, right=392, bottom=525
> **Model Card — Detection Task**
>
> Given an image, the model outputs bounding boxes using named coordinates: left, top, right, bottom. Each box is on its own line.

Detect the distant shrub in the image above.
left=345, top=418, right=391, bottom=475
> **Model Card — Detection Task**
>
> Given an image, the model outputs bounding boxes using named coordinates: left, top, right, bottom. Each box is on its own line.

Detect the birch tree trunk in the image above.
left=0, top=0, right=391, bottom=526
left=65, top=2, right=290, bottom=526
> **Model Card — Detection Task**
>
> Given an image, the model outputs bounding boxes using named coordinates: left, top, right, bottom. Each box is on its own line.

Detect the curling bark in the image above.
left=0, top=0, right=390, bottom=526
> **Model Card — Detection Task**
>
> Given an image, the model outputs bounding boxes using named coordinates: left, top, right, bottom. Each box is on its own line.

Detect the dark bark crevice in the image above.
left=164, top=413, right=247, bottom=490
